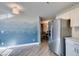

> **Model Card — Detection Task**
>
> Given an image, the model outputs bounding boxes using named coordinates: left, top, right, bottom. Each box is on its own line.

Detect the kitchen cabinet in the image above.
left=70, top=8, right=79, bottom=27
left=65, top=37, right=79, bottom=56
left=74, top=43, right=79, bottom=56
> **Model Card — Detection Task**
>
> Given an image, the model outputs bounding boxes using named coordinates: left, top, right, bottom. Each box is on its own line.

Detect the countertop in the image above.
left=65, top=37, right=79, bottom=43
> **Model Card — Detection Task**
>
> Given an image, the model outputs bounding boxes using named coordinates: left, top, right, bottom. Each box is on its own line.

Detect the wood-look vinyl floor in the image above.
left=0, top=40, right=56, bottom=56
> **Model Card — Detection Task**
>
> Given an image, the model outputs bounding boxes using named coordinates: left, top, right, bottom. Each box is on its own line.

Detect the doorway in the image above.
left=40, top=17, right=49, bottom=43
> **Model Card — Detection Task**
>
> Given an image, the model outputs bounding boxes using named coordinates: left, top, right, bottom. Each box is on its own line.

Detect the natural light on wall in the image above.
left=0, top=13, right=14, bottom=20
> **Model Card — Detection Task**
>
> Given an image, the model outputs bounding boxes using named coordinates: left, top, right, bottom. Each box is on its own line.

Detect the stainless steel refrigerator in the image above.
left=48, top=19, right=71, bottom=56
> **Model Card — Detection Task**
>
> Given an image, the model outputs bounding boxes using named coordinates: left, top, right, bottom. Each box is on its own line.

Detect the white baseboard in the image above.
left=0, top=42, right=40, bottom=49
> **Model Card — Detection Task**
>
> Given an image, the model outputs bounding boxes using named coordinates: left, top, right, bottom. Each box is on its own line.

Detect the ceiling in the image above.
left=0, top=2, right=78, bottom=18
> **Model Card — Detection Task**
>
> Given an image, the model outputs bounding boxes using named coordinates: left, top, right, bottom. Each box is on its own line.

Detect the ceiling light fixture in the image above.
left=6, top=3, right=24, bottom=15
left=12, top=7, right=20, bottom=15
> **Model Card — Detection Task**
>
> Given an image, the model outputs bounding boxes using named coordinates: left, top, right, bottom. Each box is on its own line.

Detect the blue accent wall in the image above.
left=0, top=16, right=39, bottom=47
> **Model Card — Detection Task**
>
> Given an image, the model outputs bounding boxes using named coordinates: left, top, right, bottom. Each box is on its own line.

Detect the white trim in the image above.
left=0, top=42, right=40, bottom=49
left=37, top=16, right=41, bottom=44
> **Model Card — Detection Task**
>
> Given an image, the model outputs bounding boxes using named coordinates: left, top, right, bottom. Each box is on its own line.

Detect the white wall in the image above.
left=56, top=4, right=79, bottom=19
left=72, top=27, right=79, bottom=38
